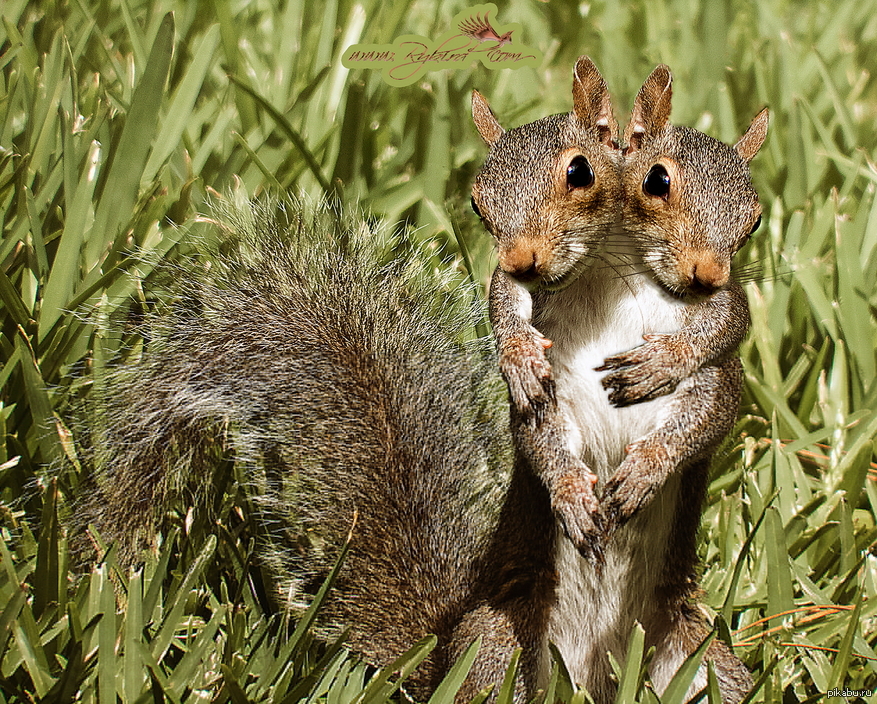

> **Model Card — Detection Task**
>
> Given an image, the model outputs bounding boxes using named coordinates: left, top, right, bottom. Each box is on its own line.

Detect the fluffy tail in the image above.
left=74, top=195, right=511, bottom=692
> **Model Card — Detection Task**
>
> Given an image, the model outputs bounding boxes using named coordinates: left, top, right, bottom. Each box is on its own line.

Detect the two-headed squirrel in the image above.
left=466, top=57, right=767, bottom=702
left=75, top=57, right=767, bottom=704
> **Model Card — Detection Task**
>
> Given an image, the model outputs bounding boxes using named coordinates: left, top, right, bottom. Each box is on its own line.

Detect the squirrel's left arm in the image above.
left=598, top=282, right=750, bottom=407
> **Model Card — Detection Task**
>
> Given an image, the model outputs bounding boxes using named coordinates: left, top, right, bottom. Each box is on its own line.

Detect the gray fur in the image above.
left=73, top=197, right=513, bottom=697
left=467, top=59, right=764, bottom=703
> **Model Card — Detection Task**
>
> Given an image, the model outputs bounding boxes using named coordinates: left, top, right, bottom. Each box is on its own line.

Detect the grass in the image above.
left=1, top=0, right=877, bottom=701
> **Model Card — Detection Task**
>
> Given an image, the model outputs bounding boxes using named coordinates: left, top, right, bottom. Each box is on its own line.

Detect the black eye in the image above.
left=750, top=215, right=762, bottom=234
left=470, top=196, right=481, bottom=218
left=566, top=155, right=594, bottom=189
left=643, top=164, right=671, bottom=198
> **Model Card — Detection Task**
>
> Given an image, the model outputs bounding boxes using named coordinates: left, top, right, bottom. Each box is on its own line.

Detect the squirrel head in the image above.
left=622, top=64, right=769, bottom=298
left=471, top=56, right=623, bottom=291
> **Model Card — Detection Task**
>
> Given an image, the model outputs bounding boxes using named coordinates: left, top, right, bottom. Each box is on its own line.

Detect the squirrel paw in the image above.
left=552, top=470, right=604, bottom=563
left=499, top=329, right=555, bottom=415
left=600, top=443, right=669, bottom=534
left=595, top=334, right=692, bottom=407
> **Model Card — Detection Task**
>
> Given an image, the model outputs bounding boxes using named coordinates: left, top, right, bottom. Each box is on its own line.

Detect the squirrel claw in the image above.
left=552, top=469, right=603, bottom=563
left=604, top=375, right=673, bottom=407
left=596, top=336, right=687, bottom=407
left=557, top=508, right=605, bottom=565
left=499, top=329, right=555, bottom=415
left=600, top=454, right=662, bottom=535
left=573, top=531, right=605, bottom=566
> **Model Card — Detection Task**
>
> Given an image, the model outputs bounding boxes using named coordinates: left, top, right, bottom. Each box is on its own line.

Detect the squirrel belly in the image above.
left=538, top=249, right=687, bottom=478
left=548, top=473, right=684, bottom=695
left=534, top=251, right=690, bottom=696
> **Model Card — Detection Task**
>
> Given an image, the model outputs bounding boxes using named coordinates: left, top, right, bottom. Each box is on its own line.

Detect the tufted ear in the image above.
left=734, top=107, right=769, bottom=162
left=624, top=64, right=673, bottom=152
left=472, top=89, right=505, bottom=146
left=571, top=56, right=618, bottom=146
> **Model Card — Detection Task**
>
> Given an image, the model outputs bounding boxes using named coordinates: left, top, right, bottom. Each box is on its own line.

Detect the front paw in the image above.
left=600, top=444, right=669, bottom=534
left=595, top=334, right=691, bottom=407
left=552, top=471, right=604, bottom=564
left=499, top=329, right=555, bottom=415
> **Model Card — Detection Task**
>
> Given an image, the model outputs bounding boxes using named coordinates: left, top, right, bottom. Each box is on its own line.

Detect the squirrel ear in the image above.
left=624, top=64, right=673, bottom=152
left=472, top=90, right=505, bottom=146
left=734, top=107, right=769, bottom=162
left=571, top=56, right=618, bottom=146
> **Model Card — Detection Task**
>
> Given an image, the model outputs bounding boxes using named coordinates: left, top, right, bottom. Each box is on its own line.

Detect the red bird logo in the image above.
left=458, top=11, right=514, bottom=46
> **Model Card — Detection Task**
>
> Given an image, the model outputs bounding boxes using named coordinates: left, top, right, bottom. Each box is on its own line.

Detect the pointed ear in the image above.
left=624, top=64, right=673, bottom=152
left=734, top=107, right=769, bottom=162
left=472, top=89, right=504, bottom=146
left=571, top=56, right=617, bottom=146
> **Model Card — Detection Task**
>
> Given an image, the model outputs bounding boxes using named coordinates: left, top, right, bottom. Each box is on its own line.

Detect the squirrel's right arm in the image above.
left=490, top=266, right=602, bottom=561
left=488, top=266, right=555, bottom=416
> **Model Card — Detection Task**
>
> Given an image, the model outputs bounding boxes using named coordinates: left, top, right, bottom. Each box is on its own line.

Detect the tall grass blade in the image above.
left=88, top=12, right=174, bottom=261
left=426, top=636, right=481, bottom=704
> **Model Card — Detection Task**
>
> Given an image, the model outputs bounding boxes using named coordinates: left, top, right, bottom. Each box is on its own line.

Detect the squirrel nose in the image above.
left=687, top=257, right=729, bottom=294
left=500, top=247, right=540, bottom=282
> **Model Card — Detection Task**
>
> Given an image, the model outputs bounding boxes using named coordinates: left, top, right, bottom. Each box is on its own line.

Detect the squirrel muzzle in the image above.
left=499, top=245, right=541, bottom=283
left=678, top=249, right=730, bottom=294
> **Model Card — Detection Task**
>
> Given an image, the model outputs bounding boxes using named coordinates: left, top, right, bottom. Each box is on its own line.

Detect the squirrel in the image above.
left=72, top=59, right=767, bottom=704
left=465, top=57, right=768, bottom=702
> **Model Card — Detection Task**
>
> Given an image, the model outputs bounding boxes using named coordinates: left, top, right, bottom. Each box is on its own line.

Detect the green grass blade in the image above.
left=764, top=506, right=794, bottom=629
left=151, top=534, right=217, bottom=661
left=660, top=629, right=714, bottom=704
left=0, top=584, right=27, bottom=662
left=15, top=331, right=62, bottom=463
left=141, top=24, right=221, bottom=185
left=38, top=140, right=101, bottom=338
left=0, top=269, right=32, bottom=328
left=88, top=12, right=174, bottom=261
left=356, top=635, right=437, bottom=704
left=426, top=636, right=481, bottom=704
left=124, top=569, right=144, bottom=702
left=614, top=623, right=645, bottom=704
left=228, top=74, right=331, bottom=194
left=96, top=562, right=117, bottom=704
left=32, top=479, right=60, bottom=619
left=721, top=490, right=778, bottom=623
left=165, top=604, right=227, bottom=695
left=494, top=647, right=521, bottom=704
left=13, top=604, right=55, bottom=698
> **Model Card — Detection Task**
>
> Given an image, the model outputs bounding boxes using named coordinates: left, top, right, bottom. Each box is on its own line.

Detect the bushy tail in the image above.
left=73, top=195, right=512, bottom=691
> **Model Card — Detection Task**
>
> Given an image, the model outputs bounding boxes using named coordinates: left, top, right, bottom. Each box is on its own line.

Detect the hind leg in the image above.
left=645, top=458, right=751, bottom=703
left=449, top=600, right=549, bottom=704
left=649, top=606, right=752, bottom=704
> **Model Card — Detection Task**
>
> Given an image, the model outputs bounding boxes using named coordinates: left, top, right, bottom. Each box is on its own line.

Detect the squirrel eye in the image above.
left=566, top=155, right=594, bottom=190
left=643, top=165, right=671, bottom=199
left=470, top=196, right=482, bottom=218
left=735, top=215, right=761, bottom=251
left=750, top=215, right=762, bottom=234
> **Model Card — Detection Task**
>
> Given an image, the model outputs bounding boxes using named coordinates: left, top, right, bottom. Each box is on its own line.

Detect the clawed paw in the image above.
left=596, top=334, right=687, bottom=407
left=499, top=329, right=555, bottom=415
left=552, top=471, right=604, bottom=564
left=599, top=454, right=661, bottom=535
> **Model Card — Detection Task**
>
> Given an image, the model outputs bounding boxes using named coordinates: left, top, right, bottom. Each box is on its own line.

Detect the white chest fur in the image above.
left=540, top=264, right=686, bottom=477
left=535, top=261, right=690, bottom=693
